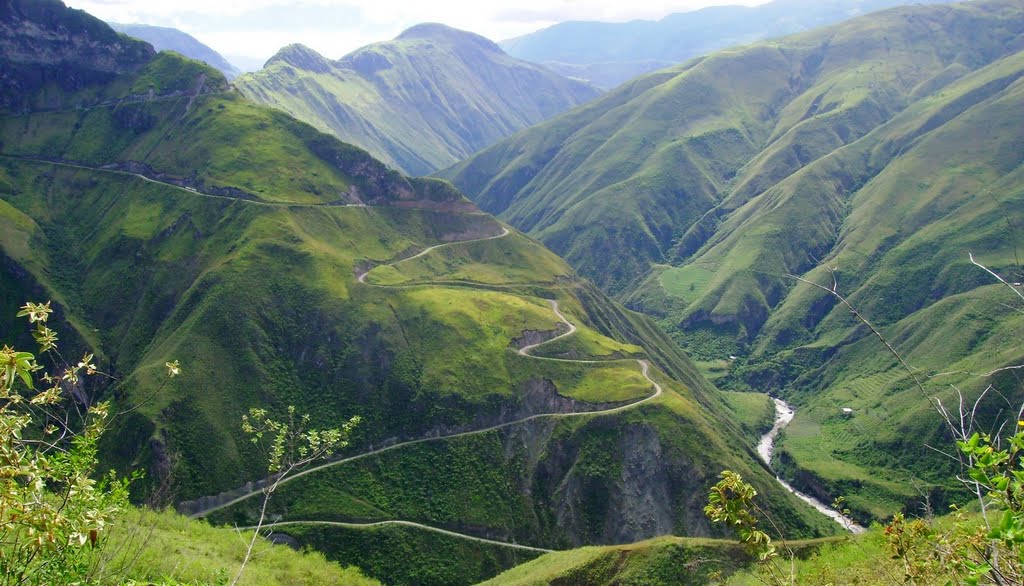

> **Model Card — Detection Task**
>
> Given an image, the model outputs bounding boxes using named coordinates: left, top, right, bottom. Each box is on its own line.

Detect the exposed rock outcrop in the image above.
left=0, top=0, right=153, bottom=110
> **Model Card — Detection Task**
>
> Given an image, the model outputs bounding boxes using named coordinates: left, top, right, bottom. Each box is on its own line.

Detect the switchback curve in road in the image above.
left=185, top=221, right=664, bottom=553
left=356, top=227, right=510, bottom=284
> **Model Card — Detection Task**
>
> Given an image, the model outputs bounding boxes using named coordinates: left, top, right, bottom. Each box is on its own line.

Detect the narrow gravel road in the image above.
left=249, top=520, right=555, bottom=554
left=185, top=228, right=664, bottom=553
left=0, top=155, right=359, bottom=207
left=356, top=227, right=510, bottom=284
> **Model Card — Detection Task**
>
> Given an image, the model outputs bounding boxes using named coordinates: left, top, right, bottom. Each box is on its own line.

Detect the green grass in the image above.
left=1, top=10, right=854, bottom=583
left=364, top=234, right=569, bottom=286
left=129, top=52, right=225, bottom=94
left=659, top=264, right=716, bottom=304
left=379, top=287, right=559, bottom=398
left=0, top=197, right=37, bottom=263
left=95, top=507, right=379, bottom=585
left=695, top=358, right=732, bottom=380
left=283, top=522, right=541, bottom=586
left=520, top=358, right=653, bottom=403
left=444, top=0, right=1024, bottom=524
left=482, top=534, right=842, bottom=585
left=724, top=512, right=998, bottom=585
left=720, top=391, right=775, bottom=444
left=525, top=328, right=645, bottom=360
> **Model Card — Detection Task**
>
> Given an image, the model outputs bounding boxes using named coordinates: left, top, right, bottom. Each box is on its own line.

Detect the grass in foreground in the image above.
left=95, top=507, right=379, bottom=585
left=482, top=533, right=845, bottom=585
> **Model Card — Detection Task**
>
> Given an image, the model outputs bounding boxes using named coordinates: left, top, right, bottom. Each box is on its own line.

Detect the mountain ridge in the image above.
left=0, top=2, right=834, bottom=583
left=234, top=24, right=601, bottom=175
left=500, top=0, right=956, bottom=88
left=109, top=22, right=241, bottom=79
left=442, top=0, right=1024, bottom=522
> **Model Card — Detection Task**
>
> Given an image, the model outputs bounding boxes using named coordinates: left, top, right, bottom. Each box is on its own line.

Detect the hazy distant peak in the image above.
left=108, top=21, right=239, bottom=79
left=396, top=22, right=502, bottom=53
left=265, top=42, right=332, bottom=73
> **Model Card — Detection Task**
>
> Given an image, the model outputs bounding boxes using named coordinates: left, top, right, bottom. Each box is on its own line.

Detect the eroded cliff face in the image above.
left=499, top=416, right=716, bottom=547
left=0, top=0, right=154, bottom=110
left=603, top=425, right=676, bottom=542
left=0, top=0, right=152, bottom=69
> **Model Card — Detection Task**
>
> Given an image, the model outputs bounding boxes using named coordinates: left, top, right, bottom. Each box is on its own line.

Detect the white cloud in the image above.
left=66, top=0, right=768, bottom=64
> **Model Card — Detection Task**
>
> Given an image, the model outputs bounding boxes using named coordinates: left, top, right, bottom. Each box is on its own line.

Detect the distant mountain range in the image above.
left=444, top=0, right=1024, bottom=520
left=108, top=22, right=240, bottom=80
left=233, top=24, right=600, bottom=175
left=500, top=0, right=956, bottom=88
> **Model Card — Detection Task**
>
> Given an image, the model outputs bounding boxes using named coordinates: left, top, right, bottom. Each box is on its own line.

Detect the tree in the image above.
left=705, top=470, right=792, bottom=584
left=232, top=405, right=359, bottom=586
left=0, top=301, right=179, bottom=585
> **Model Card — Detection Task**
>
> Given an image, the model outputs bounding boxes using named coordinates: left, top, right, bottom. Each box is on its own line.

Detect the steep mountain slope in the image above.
left=233, top=24, right=600, bottom=176
left=500, top=0, right=954, bottom=88
left=109, top=22, right=240, bottom=80
left=443, top=0, right=1024, bottom=521
left=0, top=2, right=835, bottom=584
left=480, top=534, right=837, bottom=585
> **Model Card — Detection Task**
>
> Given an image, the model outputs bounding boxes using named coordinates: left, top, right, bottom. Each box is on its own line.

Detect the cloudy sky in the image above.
left=66, top=0, right=768, bottom=70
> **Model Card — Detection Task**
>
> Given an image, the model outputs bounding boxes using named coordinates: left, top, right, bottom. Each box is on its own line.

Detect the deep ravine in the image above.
left=759, top=398, right=865, bottom=533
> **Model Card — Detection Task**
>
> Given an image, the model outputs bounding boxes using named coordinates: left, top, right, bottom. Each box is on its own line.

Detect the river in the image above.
left=758, top=397, right=866, bottom=534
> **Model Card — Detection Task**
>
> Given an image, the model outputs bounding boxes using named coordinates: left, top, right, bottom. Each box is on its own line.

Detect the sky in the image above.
left=65, top=0, right=769, bottom=70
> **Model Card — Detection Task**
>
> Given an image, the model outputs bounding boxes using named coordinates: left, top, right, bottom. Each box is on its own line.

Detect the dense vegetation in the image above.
left=0, top=1, right=839, bottom=583
left=234, top=24, right=600, bottom=176
left=443, top=0, right=1024, bottom=524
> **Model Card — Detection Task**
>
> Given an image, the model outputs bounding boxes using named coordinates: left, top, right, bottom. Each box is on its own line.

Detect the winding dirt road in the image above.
left=185, top=229, right=664, bottom=553
left=250, top=520, right=555, bottom=554
left=356, top=227, right=510, bottom=284
left=0, top=155, right=361, bottom=207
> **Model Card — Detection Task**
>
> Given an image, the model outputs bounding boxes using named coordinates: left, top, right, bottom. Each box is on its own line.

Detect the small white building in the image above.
left=841, top=407, right=854, bottom=417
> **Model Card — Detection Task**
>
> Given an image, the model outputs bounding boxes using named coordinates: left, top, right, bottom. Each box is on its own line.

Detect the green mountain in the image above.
left=232, top=24, right=601, bottom=176
left=480, top=533, right=838, bottom=585
left=442, top=0, right=1024, bottom=522
left=500, top=0, right=954, bottom=89
left=0, top=1, right=835, bottom=584
left=109, top=22, right=241, bottom=80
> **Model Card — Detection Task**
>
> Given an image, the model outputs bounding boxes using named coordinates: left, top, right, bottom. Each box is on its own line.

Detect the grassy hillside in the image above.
left=0, top=2, right=838, bottom=583
left=499, top=0, right=952, bottom=89
left=92, top=507, right=379, bottom=585
left=485, top=509, right=1011, bottom=585
left=480, top=533, right=843, bottom=585
left=234, top=24, right=600, bottom=176
left=443, top=0, right=1024, bottom=522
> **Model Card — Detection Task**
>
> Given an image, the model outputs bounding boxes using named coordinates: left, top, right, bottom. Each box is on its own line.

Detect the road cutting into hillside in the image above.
left=184, top=301, right=663, bottom=519
left=356, top=227, right=510, bottom=284
left=1, top=155, right=365, bottom=207
left=183, top=228, right=664, bottom=552
left=249, top=520, right=555, bottom=554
